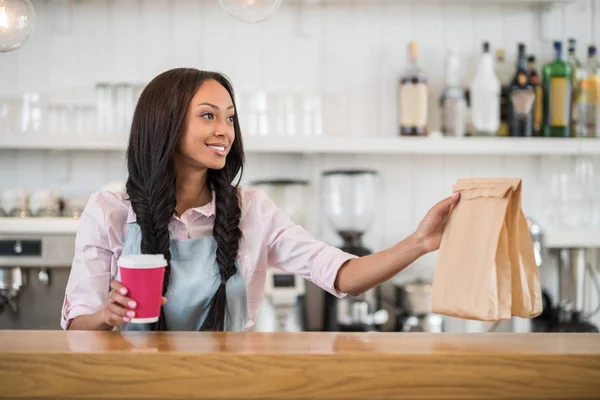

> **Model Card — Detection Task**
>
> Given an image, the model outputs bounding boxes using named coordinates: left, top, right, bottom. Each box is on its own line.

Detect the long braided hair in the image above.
left=125, top=68, right=244, bottom=331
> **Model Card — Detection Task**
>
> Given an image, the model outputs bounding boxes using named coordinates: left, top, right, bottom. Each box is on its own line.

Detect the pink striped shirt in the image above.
left=61, top=187, right=355, bottom=330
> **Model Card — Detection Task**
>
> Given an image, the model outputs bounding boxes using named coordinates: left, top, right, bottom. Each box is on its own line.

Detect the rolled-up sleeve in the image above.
left=60, top=193, right=113, bottom=329
left=254, top=189, right=357, bottom=298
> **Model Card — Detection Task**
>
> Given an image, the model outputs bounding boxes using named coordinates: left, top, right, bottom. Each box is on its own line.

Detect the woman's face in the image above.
left=176, top=79, right=236, bottom=170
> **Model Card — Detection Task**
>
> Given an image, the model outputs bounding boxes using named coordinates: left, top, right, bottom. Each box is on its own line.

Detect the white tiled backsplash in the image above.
left=1, top=0, right=600, bottom=329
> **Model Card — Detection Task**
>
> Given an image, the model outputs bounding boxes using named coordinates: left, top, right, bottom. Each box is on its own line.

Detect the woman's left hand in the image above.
left=414, top=192, right=461, bottom=254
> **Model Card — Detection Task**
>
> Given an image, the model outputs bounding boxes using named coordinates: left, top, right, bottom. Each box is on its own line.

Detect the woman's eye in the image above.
left=227, top=115, right=235, bottom=123
left=201, top=113, right=215, bottom=120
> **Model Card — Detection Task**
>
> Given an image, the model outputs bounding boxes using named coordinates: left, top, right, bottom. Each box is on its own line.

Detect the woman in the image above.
left=61, top=68, right=460, bottom=331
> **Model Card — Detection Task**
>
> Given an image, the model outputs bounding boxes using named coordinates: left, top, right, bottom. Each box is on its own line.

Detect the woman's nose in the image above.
left=215, top=118, right=231, bottom=136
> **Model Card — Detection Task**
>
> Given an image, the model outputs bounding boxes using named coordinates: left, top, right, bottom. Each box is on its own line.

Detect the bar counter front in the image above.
left=1, top=330, right=599, bottom=399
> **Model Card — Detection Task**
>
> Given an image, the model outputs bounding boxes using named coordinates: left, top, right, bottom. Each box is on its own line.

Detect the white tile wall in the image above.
left=1, top=0, right=600, bottom=330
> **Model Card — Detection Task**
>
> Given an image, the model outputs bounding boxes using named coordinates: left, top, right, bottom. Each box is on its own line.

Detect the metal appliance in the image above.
left=551, top=248, right=600, bottom=332
left=321, top=170, right=388, bottom=332
left=528, top=218, right=543, bottom=269
left=254, top=268, right=307, bottom=332
left=519, top=217, right=550, bottom=333
left=0, top=267, right=25, bottom=314
left=249, top=179, right=310, bottom=332
left=526, top=218, right=600, bottom=333
left=0, top=218, right=78, bottom=329
left=394, top=278, right=443, bottom=332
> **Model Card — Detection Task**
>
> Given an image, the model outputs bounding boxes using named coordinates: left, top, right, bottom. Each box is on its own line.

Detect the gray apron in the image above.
left=115, top=222, right=248, bottom=331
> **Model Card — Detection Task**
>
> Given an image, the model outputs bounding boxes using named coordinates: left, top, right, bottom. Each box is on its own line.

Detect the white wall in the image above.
left=1, top=0, right=599, bottom=330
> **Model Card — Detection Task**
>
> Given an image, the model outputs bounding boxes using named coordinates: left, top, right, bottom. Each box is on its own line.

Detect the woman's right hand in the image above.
left=102, top=280, right=167, bottom=327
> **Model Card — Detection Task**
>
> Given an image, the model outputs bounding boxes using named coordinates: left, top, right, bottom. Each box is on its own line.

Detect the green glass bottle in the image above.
left=543, top=41, right=573, bottom=137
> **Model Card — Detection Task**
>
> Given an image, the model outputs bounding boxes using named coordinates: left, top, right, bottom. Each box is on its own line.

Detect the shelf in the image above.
left=292, top=0, right=577, bottom=4
left=0, top=218, right=80, bottom=235
left=245, top=136, right=600, bottom=155
left=2, top=134, right=600, bottom=155
left=544, top=229, right=600, bottom=249
left=2, top=218, right=600, bottom=250
left=0, top=135, right=128, bottom=151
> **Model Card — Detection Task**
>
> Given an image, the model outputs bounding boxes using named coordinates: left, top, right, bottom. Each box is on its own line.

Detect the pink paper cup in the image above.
left=117, top=254, right=166, bottom=324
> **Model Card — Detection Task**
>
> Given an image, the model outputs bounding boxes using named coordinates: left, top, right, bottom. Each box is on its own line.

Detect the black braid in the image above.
left=126, top=164, right=176, bottom=331
left=199, top=169, right=242, bottom=331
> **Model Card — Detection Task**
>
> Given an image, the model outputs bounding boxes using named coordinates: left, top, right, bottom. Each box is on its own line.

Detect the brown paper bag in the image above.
left=431, top=178, right=542, bottom=321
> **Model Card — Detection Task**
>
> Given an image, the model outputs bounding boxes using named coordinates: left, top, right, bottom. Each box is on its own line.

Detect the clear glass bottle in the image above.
left=440, top=49, right=466, bottom=136
left=495, top=48, right=512, bottom=85
left=469, top=41, right=501, bottom=136
left=495, top=48, right=511, bottom=136
left=577, top=45, right=600, bottom=137
left=567, top=38, right=584, bottom=136
left=543, top=41, right=573, bottom=137
left=398, top=41, right=428, bottom=136
left=527, top=55, right=543, bottom=136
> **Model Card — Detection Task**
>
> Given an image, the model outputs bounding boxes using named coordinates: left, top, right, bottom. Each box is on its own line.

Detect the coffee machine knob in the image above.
left=38, top=269, right=50, bottom=285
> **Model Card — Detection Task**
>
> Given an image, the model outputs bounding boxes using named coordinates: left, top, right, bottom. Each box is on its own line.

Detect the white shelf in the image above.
left=0, top=135, right=128, bottom=151
left=293, top=0, right=577, bottom=3
left=245, top=136, right=600, bottom=155
left=544, top=229, right=600, bottom=249
left=2, top=134, right=600, bottom=156
left=1, top=218, right=599, bottom=250
left=0, top=218, right=80, bottom=235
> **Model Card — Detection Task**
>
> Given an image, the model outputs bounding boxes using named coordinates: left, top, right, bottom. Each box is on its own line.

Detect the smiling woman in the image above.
left=61, top=67, right=460, bottom=333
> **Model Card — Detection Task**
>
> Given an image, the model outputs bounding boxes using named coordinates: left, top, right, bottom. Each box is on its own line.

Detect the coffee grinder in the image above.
left=249, top=179, right=309, bottom=332
left=321, top=170, right=388, bottom=331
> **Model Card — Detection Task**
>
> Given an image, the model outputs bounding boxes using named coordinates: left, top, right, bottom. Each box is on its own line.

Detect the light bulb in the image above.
left=219, top=0, right=282, bottom=23
left=0, top=0, right=35, bottom=53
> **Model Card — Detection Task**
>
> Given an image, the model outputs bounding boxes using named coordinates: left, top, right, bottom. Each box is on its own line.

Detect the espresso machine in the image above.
left=550, top=248, right=599, bottom=332
left=394, top=278, right=443, bottom=332
left=526, top=218, right=599, bottom=333
left=321, top=170, right=388, bottom=332
left=0, top=267, right=25, bottom=315
left=249, top=179, right=309, bottom=332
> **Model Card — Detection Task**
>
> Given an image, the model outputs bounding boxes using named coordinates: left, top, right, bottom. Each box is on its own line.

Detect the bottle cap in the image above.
left=495, top=48, right=505, bottom=61
left=527, top=55, right=536, bottom=63
left=482, top=41, right=490, bottom=53
left=553, top=41, right=562, bottom=50
left=589, top=45, right=597, bottom=56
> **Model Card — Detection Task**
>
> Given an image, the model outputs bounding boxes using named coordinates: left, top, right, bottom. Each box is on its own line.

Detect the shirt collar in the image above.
left=126, top=191, right=216, bottom=223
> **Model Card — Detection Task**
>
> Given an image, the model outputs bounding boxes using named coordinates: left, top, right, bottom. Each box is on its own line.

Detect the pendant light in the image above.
left=219, top=0, right=282, bottom=23
left=0, top=0, right=36, bottom=53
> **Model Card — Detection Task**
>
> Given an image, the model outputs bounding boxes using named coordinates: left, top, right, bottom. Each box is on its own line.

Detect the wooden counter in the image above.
left=1, top=331, right=599, bottom=399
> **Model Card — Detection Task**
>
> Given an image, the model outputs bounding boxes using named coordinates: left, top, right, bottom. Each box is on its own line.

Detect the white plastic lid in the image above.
left=118, top=254, right=167, bottom=269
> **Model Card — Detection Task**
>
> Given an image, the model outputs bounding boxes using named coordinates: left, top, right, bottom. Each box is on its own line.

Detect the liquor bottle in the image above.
left=398, top=41, right=428, bottom=136
left=508, top=43, right=535, bottom=137
left=577, top=45, right=600, bottom=137
left=495, top=49, right=513, bottom=85
left=542, top=41, right=573, bottom=137
left=527, top=55, right=543, bottom=136
left=440, top=49, right=466, bottom=136
left=470, top=41, right=501, bottom=136
left=496, top=49, right=511, bottom=136
left=567, top=38, right=583, bottom=136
